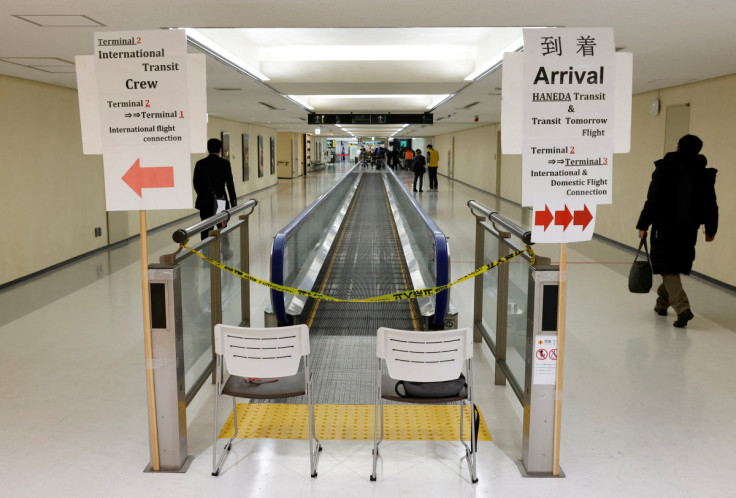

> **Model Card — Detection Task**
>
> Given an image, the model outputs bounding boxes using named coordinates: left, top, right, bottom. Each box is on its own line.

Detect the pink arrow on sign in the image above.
left=121, top=158, right=175, bottom=197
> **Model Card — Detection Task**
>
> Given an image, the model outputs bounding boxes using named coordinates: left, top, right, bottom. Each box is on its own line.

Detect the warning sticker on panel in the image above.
left=533, top=335, right=558, bottom=385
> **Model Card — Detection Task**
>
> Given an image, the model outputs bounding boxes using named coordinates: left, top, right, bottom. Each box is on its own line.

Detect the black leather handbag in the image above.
left=628, top=238, right=653, bottom=293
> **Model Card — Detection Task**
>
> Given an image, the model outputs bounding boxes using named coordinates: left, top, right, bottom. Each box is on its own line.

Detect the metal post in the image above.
left=210, top=231, right=222, bottom=383
left=145, top=265, right=193, bottom=472
left=519, top=262, right=563, bottom=477
left=239, top=214, right=251, bottom=327
left=494, top=237, right=511, bottom=386
left=472, top=214, right=486, bottom=342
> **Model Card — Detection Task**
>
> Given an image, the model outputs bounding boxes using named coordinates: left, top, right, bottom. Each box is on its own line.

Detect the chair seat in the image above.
left=380, top=373, right=468, bottom=404
left=222, top=372, right=306, bottom=399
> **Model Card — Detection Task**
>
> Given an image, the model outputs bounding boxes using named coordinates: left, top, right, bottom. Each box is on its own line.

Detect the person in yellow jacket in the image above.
left=426, top=144, right=439, bottom=191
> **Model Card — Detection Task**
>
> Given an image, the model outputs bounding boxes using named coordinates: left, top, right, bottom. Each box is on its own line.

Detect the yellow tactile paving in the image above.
left=218, top=404, right=492, bottom=441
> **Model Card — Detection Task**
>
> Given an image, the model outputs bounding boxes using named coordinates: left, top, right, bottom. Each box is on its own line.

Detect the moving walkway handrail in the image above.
left=385, top=166, right=450, bottom=325
left=467, top=200, right=533, bottom=245
left=172, top=199, right=258, bottom=243
left=271, top=164, right=360, bottom=324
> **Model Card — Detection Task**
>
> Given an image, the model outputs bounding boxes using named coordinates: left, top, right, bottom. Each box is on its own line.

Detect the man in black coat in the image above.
left=636, top=134, right=718, bottom=327
left=193, top=138, right=237, bottom=240
left=412, top=149, right=426, bottom=192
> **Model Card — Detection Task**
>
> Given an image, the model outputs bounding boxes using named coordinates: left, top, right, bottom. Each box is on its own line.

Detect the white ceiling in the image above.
left=2, top=0, right=736, bottom=139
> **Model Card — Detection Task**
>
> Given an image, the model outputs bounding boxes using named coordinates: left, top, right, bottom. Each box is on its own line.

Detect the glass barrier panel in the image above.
left=505, top=245, right=530, bottom=387
left=481, top=229, right=501, bottom=347
left=220, top=226, right=243, bottom=326
left=384, top=175, right=436, bottom=285
left=282, top=171, right=359, bottom=294
left=179, top=244, right=213, bottom=395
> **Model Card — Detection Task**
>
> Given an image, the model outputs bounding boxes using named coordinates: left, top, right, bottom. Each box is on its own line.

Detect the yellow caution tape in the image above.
left=180, top=242, right=527, bottom=303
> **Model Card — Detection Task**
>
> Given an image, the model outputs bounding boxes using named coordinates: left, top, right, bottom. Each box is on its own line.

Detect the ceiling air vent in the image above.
left=463, top=101, right=480, bottom=109
left=259, top=102, right=282, bottom=110
left=214, top=87, right=242, bottom=91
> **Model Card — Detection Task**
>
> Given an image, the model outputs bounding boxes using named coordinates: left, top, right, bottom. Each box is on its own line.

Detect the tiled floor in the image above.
left=1, top=163, right=735, bottom=497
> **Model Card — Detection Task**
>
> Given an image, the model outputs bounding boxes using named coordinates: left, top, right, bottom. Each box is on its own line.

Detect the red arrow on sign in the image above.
left=554, top=205, right=573, bottom=230
left=534, top=205, right=554, bottom=231
left=122, top=159, right=175, bottom=197
left=573, top=204, right=594, bottom=230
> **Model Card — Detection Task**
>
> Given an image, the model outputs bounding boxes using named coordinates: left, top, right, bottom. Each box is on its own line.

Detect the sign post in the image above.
left=76, top=29, right=206, bottom=472
left=512, top=27, right=625, bottom=477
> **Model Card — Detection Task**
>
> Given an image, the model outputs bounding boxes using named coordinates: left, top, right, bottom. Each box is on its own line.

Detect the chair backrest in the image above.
left=376, top=327, right=473, bottom=382
left=214, top=324, right=310, bottom=378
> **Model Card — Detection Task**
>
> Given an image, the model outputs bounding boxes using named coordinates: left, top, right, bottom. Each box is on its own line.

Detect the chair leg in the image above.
left=232, top=397, right=238, bottom=436
left=370, top=361, right=382, bottom=481
left=212, top=395, right=237, bottom=476
left=466, top=363, right=478, bottom=483
left=307, top=370, right=321, bottom=478
left=212, top=388, right=220, bottom=475
left=468, top=403, right=478, bottom=483
left=459, top=401, right=465, bottom=447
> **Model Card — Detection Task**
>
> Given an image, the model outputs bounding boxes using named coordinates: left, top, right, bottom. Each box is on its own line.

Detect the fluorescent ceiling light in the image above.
left=292, top=94, right=432, bottom=100
left=464, top=36, right=525, bottom=81
left=185, top=28, right=270, bottom=81
left=287, top=95, right=313, bottom=110
left=426, top=94, right=452, bottom=109
left=260, top=45, right=473, bottom=61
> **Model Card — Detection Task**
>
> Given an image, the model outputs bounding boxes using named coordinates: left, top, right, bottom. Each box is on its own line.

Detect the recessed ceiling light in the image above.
left=13, top=14, right=104, bottom=27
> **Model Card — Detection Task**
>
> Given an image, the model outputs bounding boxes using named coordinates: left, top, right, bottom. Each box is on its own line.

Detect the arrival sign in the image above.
left=521, top=28, right=615, bottom=209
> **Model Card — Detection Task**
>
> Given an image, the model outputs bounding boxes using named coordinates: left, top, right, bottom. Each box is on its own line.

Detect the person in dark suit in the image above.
left=193, top=138, right=237, bottom=240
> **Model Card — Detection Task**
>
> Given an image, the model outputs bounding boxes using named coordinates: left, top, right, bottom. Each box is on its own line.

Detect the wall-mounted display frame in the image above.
left=221, top=131, right=230, bottom=161
left=257, top=135, right=264, bottom=178
left=270, top=136, right=276, bottom=175
left=242, top=133, right=249, bottom=182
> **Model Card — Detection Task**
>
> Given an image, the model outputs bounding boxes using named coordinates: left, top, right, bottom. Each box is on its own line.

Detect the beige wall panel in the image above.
left=0, top=76, right=106, bottom=284
left=277, top=132, right=293, bottom=178
left=499, top=153, right=522, bottom=205
left=434, top=134, right=453, bottom=176
left=434, top=125, right=497, bottom=193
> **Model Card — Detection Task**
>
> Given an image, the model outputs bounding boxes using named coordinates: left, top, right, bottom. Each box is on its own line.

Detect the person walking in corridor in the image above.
left=193, top=138, right=238, bottom=240
left=636, top=134, right=718, bottom=327
left=412, top=149, right=426, bottom=192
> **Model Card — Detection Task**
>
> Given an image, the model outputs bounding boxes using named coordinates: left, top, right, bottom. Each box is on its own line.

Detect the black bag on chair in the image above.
left=395, top=374, right=466, bottom=398
left=628, top=238, right=653, bottom=293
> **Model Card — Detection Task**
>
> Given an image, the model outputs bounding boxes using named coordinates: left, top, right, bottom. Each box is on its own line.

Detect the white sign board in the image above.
left=533, top=335, right=558, bottom=385
left=76, top=53, right=207, bottom=155
left=95, top=30, right=191, bottom=147
left=521, top=28, right=616, bottom=208
left=76, top=29, right=207, bottom=211
left=501, top=52, right=632, bottom=155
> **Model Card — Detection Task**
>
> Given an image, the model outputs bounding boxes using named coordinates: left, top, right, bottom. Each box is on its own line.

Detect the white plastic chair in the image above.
left=370, top=327, right=478, bottom=483
left=211, top=324, right=321, bottom=477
